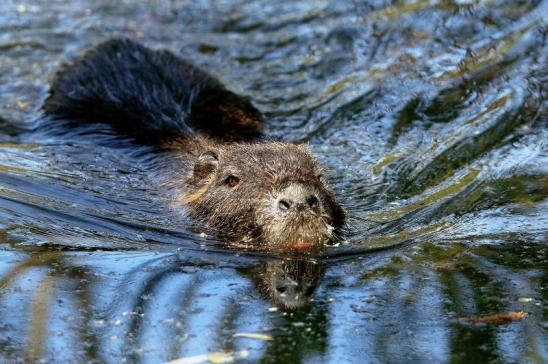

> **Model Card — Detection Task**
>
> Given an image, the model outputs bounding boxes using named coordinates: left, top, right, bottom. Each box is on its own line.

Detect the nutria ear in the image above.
left=193, top=150, right=219, bottom=180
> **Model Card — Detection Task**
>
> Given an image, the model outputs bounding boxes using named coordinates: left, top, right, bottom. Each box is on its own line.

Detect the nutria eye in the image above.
left=225, top=175, right=240, bottom=187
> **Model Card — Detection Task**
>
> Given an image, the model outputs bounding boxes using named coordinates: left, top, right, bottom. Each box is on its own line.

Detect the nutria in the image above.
left=43, top=38, right=345, bottom=252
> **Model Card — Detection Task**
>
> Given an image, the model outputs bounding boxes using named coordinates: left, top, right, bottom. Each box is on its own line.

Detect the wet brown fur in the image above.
left=43, top=38, right=345, bottom=252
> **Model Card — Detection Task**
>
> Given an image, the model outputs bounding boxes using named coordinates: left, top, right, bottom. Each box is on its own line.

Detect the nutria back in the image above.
left=44, top=38, right=263, bottom=143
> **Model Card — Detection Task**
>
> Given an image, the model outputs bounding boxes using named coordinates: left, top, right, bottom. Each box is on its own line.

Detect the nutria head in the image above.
left=183, top=141, right=345, bottom=252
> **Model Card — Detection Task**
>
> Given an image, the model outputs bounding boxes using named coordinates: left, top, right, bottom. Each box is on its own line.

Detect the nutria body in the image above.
left=43, top=39, right=344, bottom=252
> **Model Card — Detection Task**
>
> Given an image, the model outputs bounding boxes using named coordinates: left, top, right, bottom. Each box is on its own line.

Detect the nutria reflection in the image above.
left=248, top=259, right=325, bottom=309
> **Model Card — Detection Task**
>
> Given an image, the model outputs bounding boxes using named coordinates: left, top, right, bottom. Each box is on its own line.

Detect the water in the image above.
left=0, top=0, right=546, bottom=362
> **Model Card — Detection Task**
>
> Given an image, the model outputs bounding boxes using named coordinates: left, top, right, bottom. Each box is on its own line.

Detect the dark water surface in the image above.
left=1, top=0, right=547, bottom=362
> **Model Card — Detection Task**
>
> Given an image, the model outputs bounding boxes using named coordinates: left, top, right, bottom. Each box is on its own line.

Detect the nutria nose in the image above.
left=277, top=188, right=320, bottom=213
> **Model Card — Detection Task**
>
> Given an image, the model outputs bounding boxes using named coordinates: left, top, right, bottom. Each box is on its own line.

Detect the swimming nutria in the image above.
left=43, top=38, right=345, bottom=252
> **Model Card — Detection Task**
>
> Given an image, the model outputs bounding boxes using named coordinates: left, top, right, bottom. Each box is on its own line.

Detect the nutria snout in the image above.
left=276, top=184, right=321, bottom=213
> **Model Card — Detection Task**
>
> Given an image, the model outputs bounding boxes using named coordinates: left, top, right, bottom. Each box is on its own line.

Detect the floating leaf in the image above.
left=461, top=311, right=528, bottom=325
left=233, top=332, right=273, bottom=341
